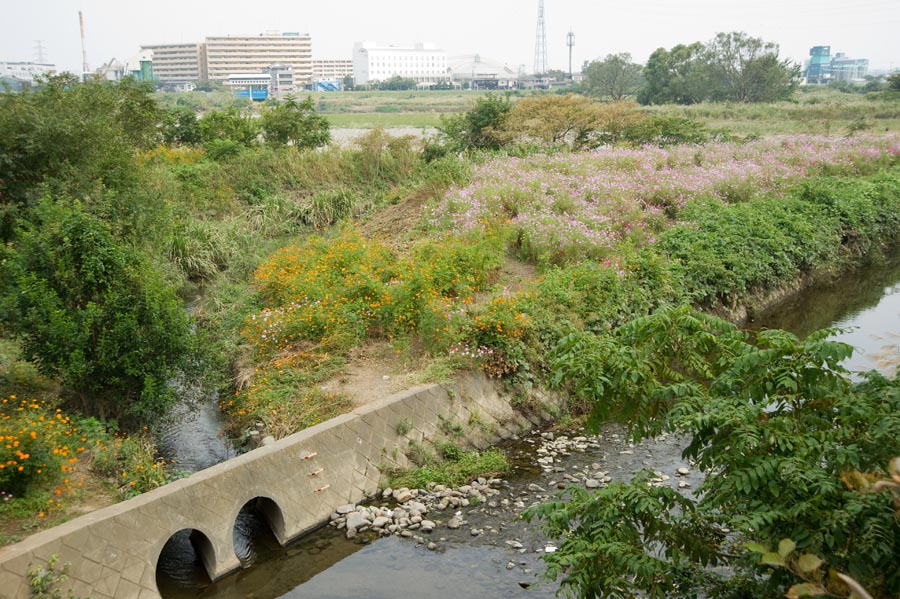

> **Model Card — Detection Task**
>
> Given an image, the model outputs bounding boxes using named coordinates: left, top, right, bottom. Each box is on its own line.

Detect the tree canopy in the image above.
left=637, top=31, right=799, bottom=105
left=582, top=53, right=644, bottom=100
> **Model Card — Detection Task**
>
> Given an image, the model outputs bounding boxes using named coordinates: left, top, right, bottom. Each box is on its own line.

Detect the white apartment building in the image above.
left=205, top=32, right=312, bottom=85
left=352, top=42, right=447, bottom=85
left=312, top=59, right=353, bottom=82
left=140, top=43, right=203, bottom=83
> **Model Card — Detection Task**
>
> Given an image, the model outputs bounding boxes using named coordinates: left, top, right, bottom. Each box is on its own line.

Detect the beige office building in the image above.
left=204, top=32, right=312, bottom=84
left=312, top=59, right=353, bottom=81
left=140, top=43, right=203, bottom=83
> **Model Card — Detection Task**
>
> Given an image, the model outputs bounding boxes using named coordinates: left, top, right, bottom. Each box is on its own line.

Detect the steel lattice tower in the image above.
left=534, top=0, right=547, bottom=75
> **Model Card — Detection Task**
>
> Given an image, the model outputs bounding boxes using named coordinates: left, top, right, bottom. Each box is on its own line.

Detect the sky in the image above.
left=2, top=0, right=899, bottom=75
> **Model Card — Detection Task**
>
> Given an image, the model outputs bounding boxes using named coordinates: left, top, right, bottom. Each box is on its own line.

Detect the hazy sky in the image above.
left=3, top=0, right=899, bottom=74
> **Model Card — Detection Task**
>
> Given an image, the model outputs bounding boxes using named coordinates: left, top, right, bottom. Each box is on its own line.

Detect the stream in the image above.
left=157, top=252, right=900, bottom=598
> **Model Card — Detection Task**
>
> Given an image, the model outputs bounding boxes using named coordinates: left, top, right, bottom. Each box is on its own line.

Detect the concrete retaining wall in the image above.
left=0, top=373, right=550, bottom=599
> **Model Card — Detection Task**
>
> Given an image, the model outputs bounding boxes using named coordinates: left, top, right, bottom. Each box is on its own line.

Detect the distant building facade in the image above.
left=805, top=46, right=832, bottom=85
left=352, top=42, right=447, bottom=86
left=448, top=55, right=519, bottom=90
left=205, top=32, right=312, bottom=84
left=831, top=52, right=869, bottom=82
left=141, top=32, right=312, bottom=88
left=140, top=43, right=203, bottom=84
left=0, top=61, right=56, bottom=86
left=312, top=59, right=353, bottom=82
left=804, top=46, right=869, bottom=84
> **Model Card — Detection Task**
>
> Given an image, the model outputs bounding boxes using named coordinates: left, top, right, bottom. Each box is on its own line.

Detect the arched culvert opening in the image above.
left=233, top=497, right=286, bottom=566
left=156, top=528, right=215, bottom=597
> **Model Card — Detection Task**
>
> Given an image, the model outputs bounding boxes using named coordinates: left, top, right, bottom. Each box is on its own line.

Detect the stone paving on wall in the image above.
left=0, top=373, right=553, bottom=599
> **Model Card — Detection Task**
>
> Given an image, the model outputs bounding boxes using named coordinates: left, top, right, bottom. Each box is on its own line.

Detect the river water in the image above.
left=158, top=252, right=900, bottom=598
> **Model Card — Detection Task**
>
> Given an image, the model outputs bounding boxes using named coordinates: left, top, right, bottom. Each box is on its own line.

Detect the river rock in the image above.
left=336, top=504, right=356, bottom=515
left=346, top=512, right=370, bottom=531
left=585, top=479, right=601, bottom=489
left=372, top=516, right=391, bottom=529
left=421, top=520, right=436, bottom=532
left=447, top=516, right=462, bottom=529
left=394, top=488, right=414, bottom=503
left=676, top=467, right=690, bottom=476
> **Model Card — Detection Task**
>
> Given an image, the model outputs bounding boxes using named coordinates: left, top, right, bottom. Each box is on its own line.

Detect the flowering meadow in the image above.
left=227, top=227, right=510, bottom=433
left=1, top=395, right=178, bottom=530
left=432, top=135, right=900, bottom=266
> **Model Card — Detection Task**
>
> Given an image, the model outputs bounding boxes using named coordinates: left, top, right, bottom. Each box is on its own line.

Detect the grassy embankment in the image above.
left=4, top=87, right=900, bottom=545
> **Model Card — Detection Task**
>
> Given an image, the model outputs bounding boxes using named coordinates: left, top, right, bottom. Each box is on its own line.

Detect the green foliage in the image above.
left=543, top=305, right=900, bottom=598
left=888, top=73, right=900, bottom=92
left=582, top=53, right=645, bottom=100
left=260, top=96, right=331, bottom=149
left=438, top=93, right=511, bottom=152
left=388, top=447, right=509, bottom=489
left=0, top=199, right=192, bottom=422
left=639, top=43, right=709, bottom=105
left=28, top=555, right=83, bottom=599
left=160, top=106, right=201, bottom=145
left=0, top=75, right=159, bottom=210
left=523, top=473, right=720, bottom=599
left=637, top=31, right=799, bottom=105
left=373, top=76, right=418, bottom=91
left=198, top=105, right=258, bottom=146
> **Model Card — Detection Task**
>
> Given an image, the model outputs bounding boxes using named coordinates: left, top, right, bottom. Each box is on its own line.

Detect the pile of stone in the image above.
left=328, top=477, right=503, bottom=543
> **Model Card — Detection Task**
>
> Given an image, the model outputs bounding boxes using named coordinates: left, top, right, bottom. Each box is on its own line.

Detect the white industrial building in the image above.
left=0, top=61, right=56, bottom=84
left=448, top=55, right=519, bottom=89
left=352, top=42, right=447, bottom=86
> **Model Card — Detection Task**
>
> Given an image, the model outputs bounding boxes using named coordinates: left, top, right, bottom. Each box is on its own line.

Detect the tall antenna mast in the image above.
left=534, top=0, right=547, bottom=75
left=79, top=11, right=89, bottom=77
left=34, top=40, right=47, bottom=64
left=567, top=29, right=575, bottom=79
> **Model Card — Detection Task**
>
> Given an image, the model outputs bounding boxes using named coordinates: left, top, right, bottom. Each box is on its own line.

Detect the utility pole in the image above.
left=79, top=11, right=89, bottom=79
left=567, top=29, right=575, bottom=79
left=534, top=0, right=547, bottom=76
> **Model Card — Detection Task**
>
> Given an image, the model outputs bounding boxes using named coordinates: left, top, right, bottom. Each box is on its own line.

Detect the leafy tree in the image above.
left=259, top=96, right=331, bottom=149
left=705, top=31, right=799, bottom=102
left=638, top=43, right=709, bottom=105
left=582, top=53, right=644, bottom=100
left=342, top=74, right=355, bottom=91
left=534, top=306, right=900, bottom=598
left=888, top=73, right=900, bottom=91
left=161, top=106, right=201, bottom=145
left=0, top=199, right=192, bottom=422
left=438, top=93, right=511, bottom=152
left=197, top=105, right=258, bottom=146
left=499, top=94, right=604, bottom=149
left=375, top=76, right=418, bottom=91
left=0, top=75, right=160, bottom=209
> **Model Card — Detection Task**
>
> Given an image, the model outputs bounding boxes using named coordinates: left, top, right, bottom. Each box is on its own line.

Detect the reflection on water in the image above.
left=749, top=252, right=900, bottom=374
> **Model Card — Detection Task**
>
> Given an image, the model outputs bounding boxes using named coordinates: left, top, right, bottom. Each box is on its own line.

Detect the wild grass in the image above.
left=388, top=447, right=510, bottom=488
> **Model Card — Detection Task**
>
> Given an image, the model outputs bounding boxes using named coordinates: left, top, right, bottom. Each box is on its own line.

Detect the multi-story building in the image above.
left=204, top=32, right=312, bottom=85
left=352, top=42, right=447, bottom=86
left=804, top=46, right=869, bottom=84
left=831, top=52, right=869, bottom=82
left=805, top=46, right=832, bottom=85
left=312, top=59, right=353, bottom=82
left=140, top=43, right=203, bottom=84
left=0, top=61, right=56, bottom=84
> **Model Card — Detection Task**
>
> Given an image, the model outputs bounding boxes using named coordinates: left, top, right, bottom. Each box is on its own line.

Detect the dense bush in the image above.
left=537, top=306, right=900, bottom=598
left=0, top=199, right=192, bottom=421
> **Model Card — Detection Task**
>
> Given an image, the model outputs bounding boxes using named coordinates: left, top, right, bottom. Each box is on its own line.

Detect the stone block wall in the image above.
left=0, top=373, right=552, bottom=599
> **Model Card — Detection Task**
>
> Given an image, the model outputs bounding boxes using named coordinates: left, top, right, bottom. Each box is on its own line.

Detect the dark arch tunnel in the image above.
left=232, top=497, right=288, bottom=566
left=155, top=528, right=216, bottom=596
